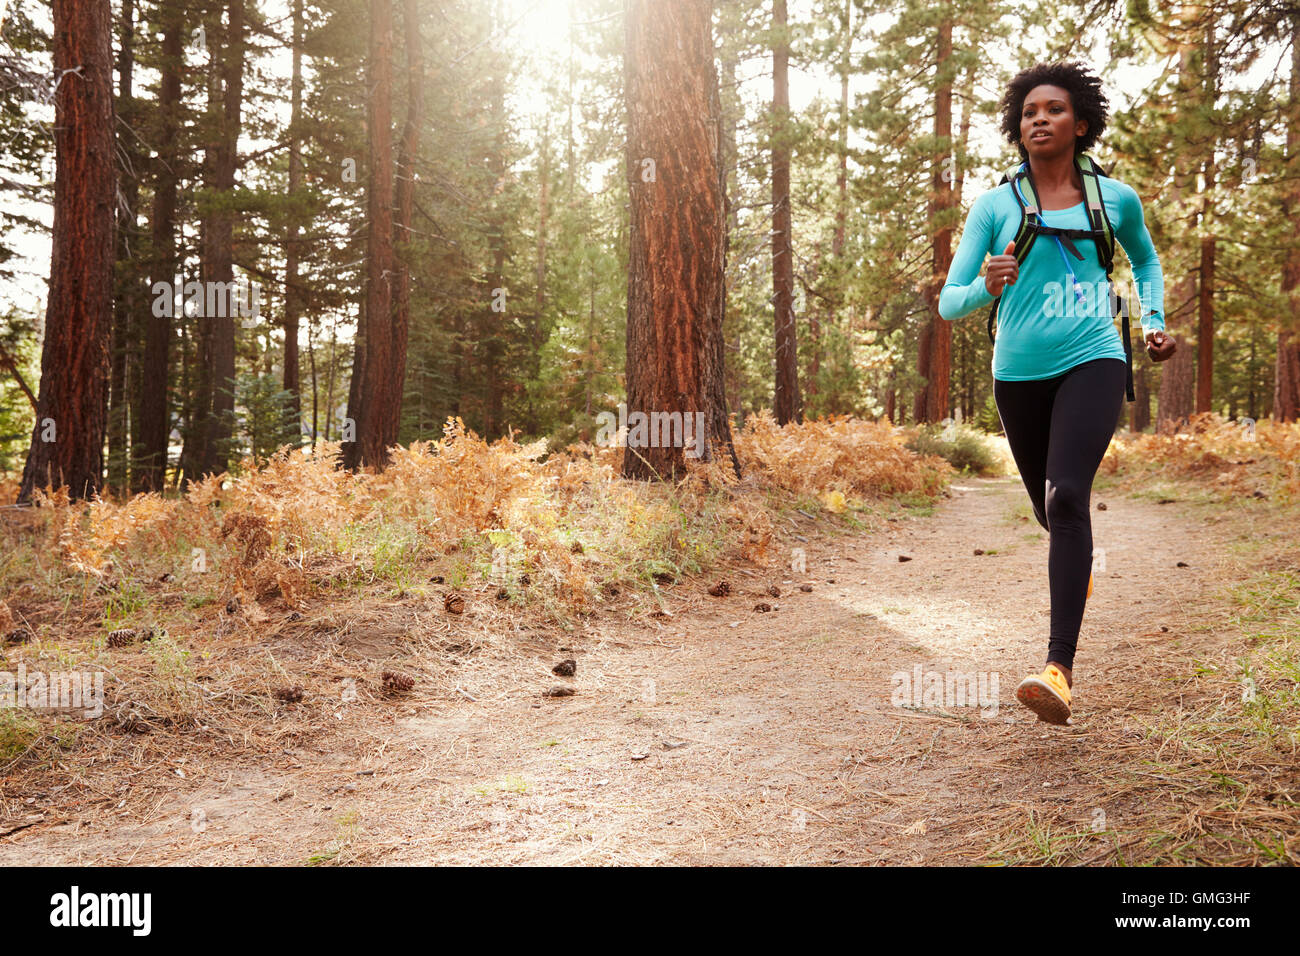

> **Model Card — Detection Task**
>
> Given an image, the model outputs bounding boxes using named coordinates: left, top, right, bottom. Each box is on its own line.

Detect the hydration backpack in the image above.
left=985, top=153, right=1135, bottom=402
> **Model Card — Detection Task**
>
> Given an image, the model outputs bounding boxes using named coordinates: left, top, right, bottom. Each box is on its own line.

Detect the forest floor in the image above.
left=2, top=467, right=1297, bottom=865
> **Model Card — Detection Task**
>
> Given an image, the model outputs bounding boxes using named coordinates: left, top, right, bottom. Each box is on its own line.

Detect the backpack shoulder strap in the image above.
left=1077, top=154, right=1135, bottom=402
left=1005, top=163, right=1040, bottom=264
left=1075, top=154, right=1115, bottom=273
left=988, top=162, right=1038, bottom=344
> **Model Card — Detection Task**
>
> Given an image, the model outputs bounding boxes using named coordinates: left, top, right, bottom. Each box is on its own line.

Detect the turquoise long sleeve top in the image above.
left=938, top=174, right=1166, bottom=381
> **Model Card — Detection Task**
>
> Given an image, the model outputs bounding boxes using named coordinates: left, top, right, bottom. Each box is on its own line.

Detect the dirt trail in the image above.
left=1, top=475, right=1229, bottom=865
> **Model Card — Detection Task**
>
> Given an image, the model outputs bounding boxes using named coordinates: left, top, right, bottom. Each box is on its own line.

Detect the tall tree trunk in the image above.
left=814, top=0, right=851, bottom=409
left=207, top=0, right=243, bottom=475
left=19, top=0, right=116, bottom=502
left=483, top=0, right=506, bottom=438
left=135, top=2, right=183, bottom=492
left=771, top=0, right=800, bottom=424
left=623, top=0, right=734, bottom=480
left=108, top=0, right=139, bottom=495
left=344, top=0, right=396, bottom=469
left=1130, top=361, right=1151, bottom=431
left=806, top=244, right=821, bottom=400
left=923, top=14, right=954, bottom=424
left=710, top=23, right=740, bottom=478
left=1195, top=21, right=1218, bottom=415
left=183, top=0, right=244, bottom=481
left=1157, top=27, right=1198, bottom=432
left=719, top=45, right=741, bottom=417
left=391, top=0, right=423, bottom=436
left=307, top=315, right=319, bottom=445
left=832, top=0, right=849, bottom=261
left=527, top=121, right=550, bottom=435
left=1275, top=9, right=1300, bottom=423
left=1195, top=219, right=1215, bottom=413
left=912, top=320, right=932, bottom=422
left=283, top=0, right=305, bottom=438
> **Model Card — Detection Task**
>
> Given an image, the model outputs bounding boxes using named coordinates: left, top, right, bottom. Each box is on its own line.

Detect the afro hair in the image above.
left=998, top=61, right=1110, bottom=162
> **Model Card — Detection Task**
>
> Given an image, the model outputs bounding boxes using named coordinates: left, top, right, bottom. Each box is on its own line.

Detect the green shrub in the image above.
left=906, top=422, right=1002, bottom=476
left=975, top=393, right=1002, bottom=434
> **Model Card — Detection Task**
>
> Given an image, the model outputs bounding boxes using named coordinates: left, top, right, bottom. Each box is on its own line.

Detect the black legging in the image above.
left=993, top=357, right=1127, bottom=671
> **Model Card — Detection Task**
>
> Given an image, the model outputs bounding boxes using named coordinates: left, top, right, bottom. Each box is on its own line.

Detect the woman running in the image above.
left=938, top=61, right=1176, bottom=725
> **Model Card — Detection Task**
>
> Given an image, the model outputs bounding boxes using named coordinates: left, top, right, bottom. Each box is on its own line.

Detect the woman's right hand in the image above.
left=984, top=240, right=1018, bottom=297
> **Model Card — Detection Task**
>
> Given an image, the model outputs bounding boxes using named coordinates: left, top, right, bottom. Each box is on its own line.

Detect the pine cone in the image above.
left=4, top=629, right=32, bottom=646
left=570, top=540, right=584, bottom=554
left=552, top=658, right=577, bottom=677
left=225, top=597, right=240, bottom=614
left=708, top=580, right=731, bottom=597
left=753, top=602, right=772, bottom=613
left=767, top=585, right=781, bottom=598
left=107, top=628, right=137, bottom=648
left=519, top=573, right=531, bottom=586
left=428, top=574, right=445, bottom=584
left=158, top=572, right=175, bottom=583
left=496, top=588, right=509, bottom=600
left=382, top=671, right=415, bottom=693
left=274, top=685, right=305, bottom=703
left=444, top=592, right=465, bottom=614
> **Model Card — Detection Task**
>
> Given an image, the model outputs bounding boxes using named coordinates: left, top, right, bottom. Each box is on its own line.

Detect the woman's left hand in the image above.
left=1146, top=330, right=1176, bottom=362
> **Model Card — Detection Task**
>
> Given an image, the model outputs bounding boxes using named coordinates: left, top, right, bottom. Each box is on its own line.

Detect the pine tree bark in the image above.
left=283, top=0, right=305, bottom=437
left=207, top=0, right=243, bottom=475
left=108, top=0, right=139, bottom=495
left=832, top=0, right=849, bottom=261
left=183, top=0, right=244, bottom=481
left=527, top=122, right=550, bottom=435
left=719, top=45, right=742, bottom=420
left=1157, top=25, right=1198, bottom=432
left=922, top=14, right=954, bottom=424
left=1275, top=8, right=1300, bottom=423
left=19, top=0, right=116, bottom=502
left=623, top=0, right=734, bottom=480
left=390, top=0, right=422, bottom=439
left=483, top=1, right=507, bottom=439
left=912, top=320, right=932, bottom=423
left=1195, top=221, right=1215, bottom=413
left=344, top=0, right=396, bottom=469
left=1130, top=361, right=1151, bottom=432
left=135, top=2, right=182, bottom=492
left=771, top=0, right=800, bottom=424
left=710, top=29, right=741, bottom=479
left=1195, top=22, right=1218, bottom=415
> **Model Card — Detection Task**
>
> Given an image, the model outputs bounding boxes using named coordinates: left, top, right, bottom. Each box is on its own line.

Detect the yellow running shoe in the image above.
left=1015, top=663, right=1072, bottom=725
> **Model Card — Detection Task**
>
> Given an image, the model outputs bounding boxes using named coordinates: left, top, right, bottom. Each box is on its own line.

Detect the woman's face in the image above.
left=1020, top=83, right=1088, bottom=158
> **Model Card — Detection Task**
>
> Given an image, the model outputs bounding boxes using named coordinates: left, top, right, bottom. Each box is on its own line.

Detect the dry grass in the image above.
left=1103, top=412, right=1300, bottom=503
left=733, top=412, right=954, bottom=498
left=0, top=414, right=952, bottom=813
left=15, top=415, right=953, bottom=611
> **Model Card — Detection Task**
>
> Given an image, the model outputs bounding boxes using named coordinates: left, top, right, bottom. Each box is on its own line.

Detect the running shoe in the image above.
left=1015, top=662, right=1072, bottom=725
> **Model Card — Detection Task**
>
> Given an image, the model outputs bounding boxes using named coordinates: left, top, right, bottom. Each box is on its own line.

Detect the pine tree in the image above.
left=19, top=0, right=116, bottom=501
left=623, top=0, right=736, bottom=479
